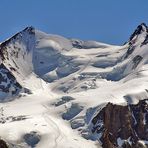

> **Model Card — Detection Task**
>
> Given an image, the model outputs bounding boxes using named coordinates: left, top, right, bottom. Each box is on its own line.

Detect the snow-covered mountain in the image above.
left=0, top=23, right=148, bottom=148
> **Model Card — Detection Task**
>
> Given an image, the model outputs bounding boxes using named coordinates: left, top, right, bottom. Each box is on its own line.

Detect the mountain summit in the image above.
left=0, top=23, right=148, bottom=148
left=129, top=23, right=148, bottom=41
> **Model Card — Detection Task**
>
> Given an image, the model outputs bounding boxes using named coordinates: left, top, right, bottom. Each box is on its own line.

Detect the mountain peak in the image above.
left=129, top=23, right=148, bottom=42
left=23, top=26, right=35, bottom=33
left=140, top=22, right=147, bottom=28
left=0, top=26, right=35, bottom=50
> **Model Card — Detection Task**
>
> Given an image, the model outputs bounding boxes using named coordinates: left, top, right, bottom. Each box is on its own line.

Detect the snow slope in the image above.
left=0, top=23, right=148, bottom=147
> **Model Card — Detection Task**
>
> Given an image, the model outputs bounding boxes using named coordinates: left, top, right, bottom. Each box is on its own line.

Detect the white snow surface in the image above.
left=0, top=25, right=148, bottom=147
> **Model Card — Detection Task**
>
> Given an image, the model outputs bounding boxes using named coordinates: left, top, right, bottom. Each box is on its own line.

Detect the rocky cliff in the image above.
left=0, top=139, right=8, bottom=148
left=91, top=99, right=148, bottom=148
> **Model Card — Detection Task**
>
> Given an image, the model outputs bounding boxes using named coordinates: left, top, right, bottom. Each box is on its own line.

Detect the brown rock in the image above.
left=91, top=99, right=148, bottom=148
left=0, top=139, right=8, bottom=148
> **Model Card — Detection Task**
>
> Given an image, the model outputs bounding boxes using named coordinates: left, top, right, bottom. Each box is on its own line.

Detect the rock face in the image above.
left=129, top=23, right=148, bottom=42
left=0, top=139, right=8, bottom=148
left=0, top=27, right=34, bottom=101
left=125, top=23, right=148, bottom=59
left=0, top=63, right=22, bottom=101
left=91, top=99, right=148, bottom=148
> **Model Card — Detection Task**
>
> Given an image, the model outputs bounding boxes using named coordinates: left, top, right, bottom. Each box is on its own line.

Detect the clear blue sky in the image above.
left=0, top=0, right=148, bottom=45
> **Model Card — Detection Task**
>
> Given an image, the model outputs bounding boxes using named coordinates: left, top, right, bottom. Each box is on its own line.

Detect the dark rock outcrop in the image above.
left=124, top=46, right=136, bottom=59
left=91, top=99, right=148, bottom=148
left=0, top=26, right=35, bottom=61
left=125, top=23, right=148, bottom=59
left=129, top=23, right=148, bottom=43
left=0, top=63, right=22, bottom=100
left=132, top=55, right=143, bottom=69
left=0, top=139, right=8, bottom=148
